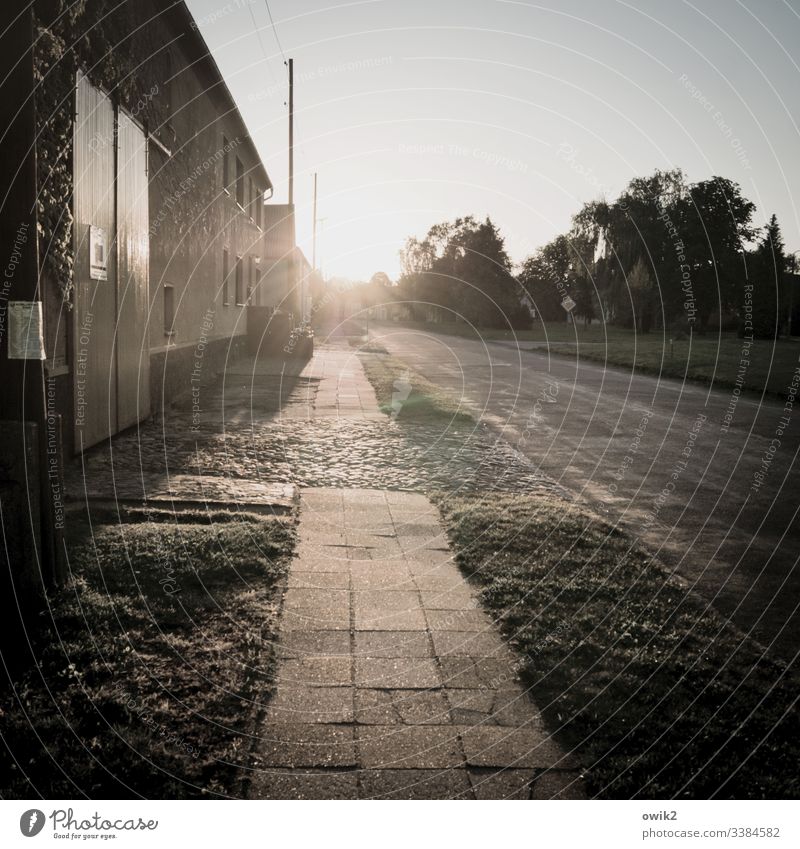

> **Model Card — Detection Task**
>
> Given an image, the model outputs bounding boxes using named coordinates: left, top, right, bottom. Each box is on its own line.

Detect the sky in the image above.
left=186, top=0, right=800, bottom=281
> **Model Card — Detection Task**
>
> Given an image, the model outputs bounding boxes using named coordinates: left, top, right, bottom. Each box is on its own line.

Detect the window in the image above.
left=163, top=284, right=175, bottom=335
left=235, top=157, right=244, bottom=206
left=254, top=267, right=261, bottom=306
left=222, top=248, right=230, bottom=305
left=222, top=135, right=229, bottom=190
left=235, top=255, right=244, bottom=305
left=255, top=188, right=262, bottom=228
left=248, top=178, right=254, bottom=220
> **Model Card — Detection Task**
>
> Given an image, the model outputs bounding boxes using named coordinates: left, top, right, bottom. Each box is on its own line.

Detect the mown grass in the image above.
left=0, top=509, right=295, bottom=799
left=357, top=349, right=475, bottom=425
left=383, top=320, right=800, bottom=397
left=436, top=493, right=800, bottom=799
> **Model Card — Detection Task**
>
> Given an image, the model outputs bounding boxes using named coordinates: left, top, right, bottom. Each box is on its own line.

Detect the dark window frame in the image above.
left=235, top=255, right=244, bottom=305
left=222, top=248, right=230, bottom=306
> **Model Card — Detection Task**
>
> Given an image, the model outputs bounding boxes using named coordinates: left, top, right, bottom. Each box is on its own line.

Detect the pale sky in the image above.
left=186, top=0, right=800, bottom=281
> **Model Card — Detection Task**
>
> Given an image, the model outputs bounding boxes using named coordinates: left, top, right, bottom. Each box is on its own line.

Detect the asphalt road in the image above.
left=368, top=322, right=800, bottom=663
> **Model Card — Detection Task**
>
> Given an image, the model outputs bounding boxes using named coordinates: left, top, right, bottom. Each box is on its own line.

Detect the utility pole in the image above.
left=287, top=58, right=294, bottom=206
left=312, top=172, right=318, bottom=270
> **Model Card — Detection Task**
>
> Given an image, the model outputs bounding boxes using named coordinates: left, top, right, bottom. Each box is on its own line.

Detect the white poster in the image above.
left=8, top=300, right=46, bottom=360
left=89, top=224, right=108, bottom=280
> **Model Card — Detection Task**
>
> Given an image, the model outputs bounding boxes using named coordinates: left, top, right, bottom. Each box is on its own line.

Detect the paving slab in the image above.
left=358, top=769, right=473, bottom=800
left=249, top=482, right=581, bottom=798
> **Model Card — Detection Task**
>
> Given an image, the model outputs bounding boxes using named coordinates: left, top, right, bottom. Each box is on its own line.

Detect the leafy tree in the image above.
left=746, top=214, right=786, bottom=339
left=399, top=216, right=529, bottom=328
left=678, top=177, right=755, bottom=332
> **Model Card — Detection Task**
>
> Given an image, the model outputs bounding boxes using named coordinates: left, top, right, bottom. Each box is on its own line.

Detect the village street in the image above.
left=368, top=323, right=800, bottom=662
left=64, top=336, right=582, bottom=799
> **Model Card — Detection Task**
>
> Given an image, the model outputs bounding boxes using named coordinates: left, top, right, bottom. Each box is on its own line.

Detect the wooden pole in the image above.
left=288, top=58, right=294, bottom=206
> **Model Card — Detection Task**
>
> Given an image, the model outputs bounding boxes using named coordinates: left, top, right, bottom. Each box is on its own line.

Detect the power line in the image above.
left=263, top=0, right=288, bottom=71
left=247, top=2, right=278, bottom=85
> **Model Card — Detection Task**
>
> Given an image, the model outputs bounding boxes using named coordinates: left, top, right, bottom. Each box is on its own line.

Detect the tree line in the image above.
left=395, top=169, right=795, bottom=338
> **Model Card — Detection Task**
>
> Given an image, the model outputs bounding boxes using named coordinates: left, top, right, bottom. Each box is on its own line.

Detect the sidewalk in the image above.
left=247, top=344, right=584, bottom=799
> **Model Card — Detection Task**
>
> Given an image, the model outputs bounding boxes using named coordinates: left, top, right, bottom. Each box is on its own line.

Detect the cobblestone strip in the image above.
left=247, top=487, right=585, bottom=800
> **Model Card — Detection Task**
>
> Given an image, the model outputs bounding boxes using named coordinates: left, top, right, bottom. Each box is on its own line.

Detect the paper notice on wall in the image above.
left=89, top=224, right=108, bottom=280
left=8, top=300, right=46, bottom=360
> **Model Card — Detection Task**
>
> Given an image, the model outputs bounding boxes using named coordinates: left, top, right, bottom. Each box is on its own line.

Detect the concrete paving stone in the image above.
left=353, top=590, right=421, bottom=610
left=358, top=768, right=473, bottom=800
left=282, top=588, right=350, bottom=609
left=439, top=657, right=485, bottom=689
left=531, top=770, right=587, bottom=800
left=340, top=488, right=388, bottom=505
left=355, top=657, right=441, bottom=689
left=344, top=546, right=378, bottom=561
left=297, top=529, right=347, bottom=545
left=355, top=688, right=452, bottom=725
left=292, top=557, right=352, bottom=574
left=439, top=657, right=519, bottom=690
left=392, top=522, right=447, bottom=539
left=468, top=768, right=534, bottom=800
left=258, top=724, right=357, bottom=768
left=250, top=768, right=359, bottom=800
left=354, top=608, right=428, bottom=631
left=426, top=609, right=493, bottom=632
left=357, top=725, right=464, bottom=769
left=402, top=548, right=454, bottom=565
left=353, top=631, right=433, bottom=658
left=419, top=589, right=479, bottom=610
left=460, top=725, right=575, bottom=770
left=277, top=657, right=353, bottom=687
left=413, top=574, right=465, bottom=591
left=294, top=541, right=352, bottom=561
left=280, top=607, right=351, bottom=631
left=265, top=686, right=355, bottom=724
left=445, top=688, right=544, bottom=727
left=288, top=572, right=350, bottom=590
left=351, top=571, right=417, bottom=590
left=277, top=630, right=351, bottom=658
left=430, top=630, right=511, bottom=659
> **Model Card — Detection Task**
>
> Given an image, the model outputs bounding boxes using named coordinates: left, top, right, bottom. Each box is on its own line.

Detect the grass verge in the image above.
left=0, top=508, right=295, bottom=798
left=381, top=320, right=800, bottom=397
left=436, top=492, right=799, bottom=799
left=357, top=349, right=475, bottom=425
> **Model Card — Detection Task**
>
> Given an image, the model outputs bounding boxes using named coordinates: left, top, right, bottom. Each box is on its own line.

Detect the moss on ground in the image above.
left=0, top=511, right=295, bottom=799
left=436, top=492, right=800, bottom=799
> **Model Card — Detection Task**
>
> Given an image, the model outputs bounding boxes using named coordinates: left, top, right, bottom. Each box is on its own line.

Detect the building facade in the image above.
left=32, top=0, right=287, bottom=453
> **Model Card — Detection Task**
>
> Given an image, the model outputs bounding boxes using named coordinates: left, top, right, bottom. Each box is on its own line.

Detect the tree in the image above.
left=398, top=216, right=530, bottom=328
left=746, top=214, right=786, bottom=339
left=678, top=177, right=755, bottom=333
